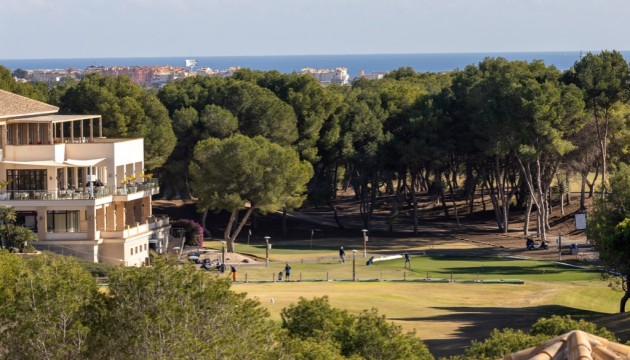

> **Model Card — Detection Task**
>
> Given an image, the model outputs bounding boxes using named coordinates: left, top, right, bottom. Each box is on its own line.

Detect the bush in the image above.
left=171, top=219, right=203, bottom=247
left=281, top=296, right=433, bottom=360
left=449, top=315, right=618, bottom=359
left=78, top=261, right=119, bottom=278
left=530, top=315, right=617, bottom=341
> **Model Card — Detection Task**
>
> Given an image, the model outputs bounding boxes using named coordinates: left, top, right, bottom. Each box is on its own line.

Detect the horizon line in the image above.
left=2, top=49, right=628, bottom=61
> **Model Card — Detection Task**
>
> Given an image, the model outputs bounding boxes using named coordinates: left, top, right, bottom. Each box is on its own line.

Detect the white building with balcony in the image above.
left=0, top=89, right=170, bottom=266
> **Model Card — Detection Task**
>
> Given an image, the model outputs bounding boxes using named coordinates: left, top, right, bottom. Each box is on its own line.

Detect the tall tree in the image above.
left=88, top=258, right=276, bottom=359
left=189, top=134, right=313, bottom=251
left=566, top=50, right=630, bottom=196
left=508, top=65, right=586, bottom=239
left=0, top=252, right=97, bottom=359
left=60, top=73, right=176, bottom=170
left=587, top=163, right=630, bottom=312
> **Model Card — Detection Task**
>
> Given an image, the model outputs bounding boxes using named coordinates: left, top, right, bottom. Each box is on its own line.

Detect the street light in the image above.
left=264, top=236, right=271, bottom=267
left=352, top=249, right=357, bottom=281
left=361, top=229, right=368, bottom=258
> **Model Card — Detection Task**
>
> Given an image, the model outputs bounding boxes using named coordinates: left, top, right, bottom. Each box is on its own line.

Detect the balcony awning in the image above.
left=64, top=158, right=106, bottom=167
left=0, top=160, right=62, bottom=166
left=1, top=158, right=105, bottom=167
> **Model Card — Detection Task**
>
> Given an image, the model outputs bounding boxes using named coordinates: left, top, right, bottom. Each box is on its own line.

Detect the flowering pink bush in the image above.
left=171, top=219, right=204, bottom=247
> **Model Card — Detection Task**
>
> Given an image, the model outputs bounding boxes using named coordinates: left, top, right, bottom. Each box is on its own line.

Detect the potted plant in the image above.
left=0, top=179, right=13, bottom=200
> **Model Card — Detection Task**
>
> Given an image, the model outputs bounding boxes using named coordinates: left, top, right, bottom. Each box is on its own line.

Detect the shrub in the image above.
left=171, top=219, right=204, bottom=247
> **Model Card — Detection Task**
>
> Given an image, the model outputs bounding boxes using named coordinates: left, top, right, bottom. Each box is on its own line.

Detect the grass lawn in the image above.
left=224, top=253, right=602, bottom=283
left=217, top=250, right=619, bottom=356
left=234, top=279, right=617, bottom=330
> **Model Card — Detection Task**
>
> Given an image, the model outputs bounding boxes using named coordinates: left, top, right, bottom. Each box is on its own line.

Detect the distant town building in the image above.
left=358, top=70, right=388, bottom=80
left=300, top=67, right=350, bottom=85
left=17, top=68, right=82, bottom=84
left=195, top=66, right=241, bottom=78
left=15, top=64, right=356, bottom=87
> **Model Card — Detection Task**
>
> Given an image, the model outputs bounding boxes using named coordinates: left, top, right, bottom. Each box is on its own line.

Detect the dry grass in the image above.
left=234, top=279, right=616, bottom=356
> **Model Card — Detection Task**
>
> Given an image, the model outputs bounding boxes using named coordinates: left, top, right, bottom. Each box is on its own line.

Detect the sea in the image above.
left=1, top=51, right=629, bottom=79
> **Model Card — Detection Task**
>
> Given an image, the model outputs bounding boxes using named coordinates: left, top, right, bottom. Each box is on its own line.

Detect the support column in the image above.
left=142, top=196, right=151, bottom=218
left=1, top=124, right=6, bottom=156
left=105, top=204, right=115, bottom=231
left=36, top=207, right=46, bottom=240
left=95, top=206, right=105, bottom=231
left=86, top=205, right=97, bottom=240
left=125, top=201, right=135, bottom=226
left=115, top=203, right=125, bottom=230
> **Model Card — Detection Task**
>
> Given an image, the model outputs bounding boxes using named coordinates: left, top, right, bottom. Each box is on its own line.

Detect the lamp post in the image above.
left=361, top=229, right=368, bottom=258
left=352, top=250, right=357, bottom=281
left=264, top=236, right=271, bottom=267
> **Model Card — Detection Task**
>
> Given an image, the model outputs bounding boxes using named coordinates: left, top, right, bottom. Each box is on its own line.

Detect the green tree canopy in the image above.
left=565, top=50, right=630, bottom=195
left=587, top=162, right=630, bottom=312
left=281, top=296, right=433, bottom=360
left=0, top=252, right=98, bottom=359
left=189, top=134, right=313, bottom=251
left=59, top=73, right=176, bottom=170
left=88, top=258, right=276, bottom=359
left=452, top=315, right=617, bottom=359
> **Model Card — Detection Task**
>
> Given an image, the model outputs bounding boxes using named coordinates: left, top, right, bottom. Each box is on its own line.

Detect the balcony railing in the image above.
left=0, top=179, right=159, bottom=201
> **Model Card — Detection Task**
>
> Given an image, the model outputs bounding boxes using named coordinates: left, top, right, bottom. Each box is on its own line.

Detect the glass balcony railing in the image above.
left=0, top=179, right=159, bottom=201
left=114, top=179, right=160, bottom=195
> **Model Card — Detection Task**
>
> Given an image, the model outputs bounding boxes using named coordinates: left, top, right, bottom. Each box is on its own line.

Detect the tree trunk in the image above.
left=580, top=175, right=586, bottom=210
left=226, top=207, right=255, bottom=252
left=332, top=164, right=339, bottom=199
left=282, top=208, right=287, bottom=237
left=328, top=200, right=344, bottom=229
left=200, top=210, right=212, bottom=238
left=566, top=172, right=572, bottom=205
left=560, top=185, right=565, bottom=216
left=620, top=289, right=629, bottom=313
left=524, top=196, right=532, bottom=235
left=446, top=173, right=460, bottom=228
left=412, top=171, right=419, bottom=236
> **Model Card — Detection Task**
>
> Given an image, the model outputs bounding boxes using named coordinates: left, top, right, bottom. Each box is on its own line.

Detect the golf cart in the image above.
left=526, top=237, right=549, bottom=250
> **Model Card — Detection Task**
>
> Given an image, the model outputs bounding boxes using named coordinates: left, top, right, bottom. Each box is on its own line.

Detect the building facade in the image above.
left=0, top=89, right=170, bottom=266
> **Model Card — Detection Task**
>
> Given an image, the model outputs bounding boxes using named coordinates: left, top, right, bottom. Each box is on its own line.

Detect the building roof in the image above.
left=0, top=89, right=59, bottom=119
left=7, top=114, right=101, bottom=124
left=504, top=330, right=630, bottom=360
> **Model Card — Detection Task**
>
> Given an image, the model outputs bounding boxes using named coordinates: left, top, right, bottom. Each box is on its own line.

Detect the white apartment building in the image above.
left=0, top=89, right=170, bottom=266
left=300, top=67, right=350, bottom=85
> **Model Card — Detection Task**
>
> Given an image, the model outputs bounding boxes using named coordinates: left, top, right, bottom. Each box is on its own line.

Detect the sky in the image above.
left=1, top=0, right=630, bottom=59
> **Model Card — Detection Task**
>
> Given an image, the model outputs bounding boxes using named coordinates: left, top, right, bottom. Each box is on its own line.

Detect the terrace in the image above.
left=0, top=179, right=160, bottom=201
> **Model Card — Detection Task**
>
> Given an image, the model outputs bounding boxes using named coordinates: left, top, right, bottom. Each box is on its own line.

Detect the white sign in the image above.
left=185, top=59, right=197, bottom=67
left=575, top=213, right=587, bottom=230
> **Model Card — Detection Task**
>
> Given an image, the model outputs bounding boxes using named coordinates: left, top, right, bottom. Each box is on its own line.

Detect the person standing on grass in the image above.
left=284, top=262, right=292, bottom=281
left=404, top=252, right=411, bottom=268
left=339, top=246, right=346, bottom=263
left=231, top=265, right=237, bottom=281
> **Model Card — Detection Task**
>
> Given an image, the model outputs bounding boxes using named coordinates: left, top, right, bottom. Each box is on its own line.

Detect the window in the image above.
left=7, top=169, right=47, bottom=191
left=46, top=210, right=80, bottom=233
left=16, top=211, right=37, bottom=233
